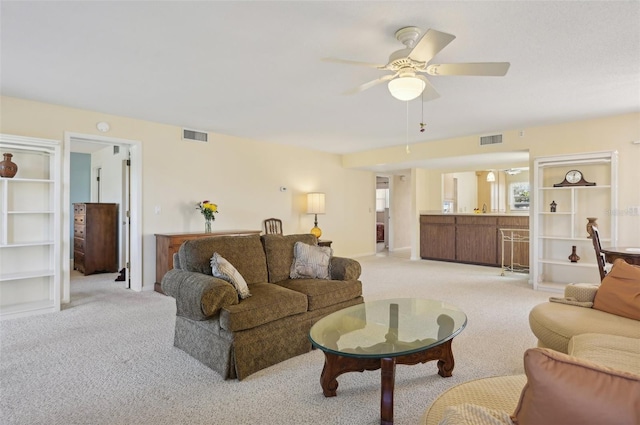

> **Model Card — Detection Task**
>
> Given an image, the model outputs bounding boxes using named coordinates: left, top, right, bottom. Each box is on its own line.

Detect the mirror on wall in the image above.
left=442, top=168, right=530, bottom=214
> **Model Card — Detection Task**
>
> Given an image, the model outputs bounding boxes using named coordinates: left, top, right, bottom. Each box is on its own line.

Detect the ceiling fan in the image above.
left=324, top=26, right=510, bottom=101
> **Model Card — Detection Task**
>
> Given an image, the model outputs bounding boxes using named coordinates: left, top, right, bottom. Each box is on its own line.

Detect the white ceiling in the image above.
left=2, top=1, right=639, bottom=168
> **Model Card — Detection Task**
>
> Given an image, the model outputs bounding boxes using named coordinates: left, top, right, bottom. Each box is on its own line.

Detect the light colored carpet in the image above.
left=0, top=255, right=552, bottom=425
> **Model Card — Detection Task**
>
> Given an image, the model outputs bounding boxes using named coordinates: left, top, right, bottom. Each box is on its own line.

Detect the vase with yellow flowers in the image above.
left=196, top=200, right=219, bottom=233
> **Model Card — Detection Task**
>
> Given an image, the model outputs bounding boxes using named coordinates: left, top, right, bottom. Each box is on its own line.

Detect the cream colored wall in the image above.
left=0, top=96, right=376, bottom=293
left=390, top=174, right=411, bottom=250
left=347, top=113, right=640, bottom=246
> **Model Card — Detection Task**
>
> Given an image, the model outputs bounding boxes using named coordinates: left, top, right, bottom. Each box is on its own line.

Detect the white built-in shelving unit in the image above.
left=0, top=134, right=61, bottom=319
left=532, top=151, right=618, bottom=292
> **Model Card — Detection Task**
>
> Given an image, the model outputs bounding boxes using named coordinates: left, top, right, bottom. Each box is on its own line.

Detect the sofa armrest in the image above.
left=330, top=256, right=361, bottom=281
left=161, top=269, right=239, bottom=320
left=563, top=283, right=599, bottom=303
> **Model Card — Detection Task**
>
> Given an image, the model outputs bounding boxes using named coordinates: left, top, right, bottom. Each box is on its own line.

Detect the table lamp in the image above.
left=307, top=192, right=325, bottom=238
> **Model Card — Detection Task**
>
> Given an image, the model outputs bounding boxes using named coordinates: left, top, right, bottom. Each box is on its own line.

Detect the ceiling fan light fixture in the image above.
left=388, top=76, right=425, bottom=101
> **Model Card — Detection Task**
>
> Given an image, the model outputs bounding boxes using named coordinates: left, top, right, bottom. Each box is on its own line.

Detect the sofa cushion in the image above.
left=290, top=241, right=332, bottom=279
left=275, top=278, right=362, bottom=311
left=178, top=234, right=268, bottom=284
left=219, top=283, right=308, bottom=332
left=512, top=348, right=640, bottom=425
left=568, top=333, right=640, bottom=375
left=261, top=234, right=317, bottom=283
left=528, top=301, right=640, bottom=353
left=593, top=258, right=640, bottom=320
left=211, top=252, right=251, bottom=299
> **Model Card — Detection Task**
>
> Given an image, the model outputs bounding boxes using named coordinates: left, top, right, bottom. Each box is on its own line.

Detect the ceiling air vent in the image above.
left=480, top=134, right=503, bottom=146
left=182, top=128, right=208, bottom=143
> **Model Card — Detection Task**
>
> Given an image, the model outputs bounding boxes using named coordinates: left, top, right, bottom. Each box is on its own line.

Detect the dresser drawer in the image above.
left=74, top=214, right=86, bottom=225
left=74, top=224, right=86, bottom=239
left=73, top=204, right=86, bottom=215
left=73, top=237, right=84, bottom=251
left=74, top=252, right=85, bottom=272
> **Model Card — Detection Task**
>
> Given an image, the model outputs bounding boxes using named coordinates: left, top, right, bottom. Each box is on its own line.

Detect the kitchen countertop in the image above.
left=419, top=211, right=529, bottom=216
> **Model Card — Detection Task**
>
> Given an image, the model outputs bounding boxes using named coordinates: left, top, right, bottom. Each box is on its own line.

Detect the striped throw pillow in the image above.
left=210, top=252, right=251, bottom=299
left=290, top=242, right=332, bottom=279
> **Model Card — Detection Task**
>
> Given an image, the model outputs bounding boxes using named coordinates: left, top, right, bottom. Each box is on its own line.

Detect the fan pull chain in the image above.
left=405, top=101, right=410, bottom=154
left=420, top=91, right=426, bottom=132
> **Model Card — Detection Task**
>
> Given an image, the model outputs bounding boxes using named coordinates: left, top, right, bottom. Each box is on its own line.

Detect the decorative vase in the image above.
left=586, top=217, right=598, bottom=239
left=0, top=153, right=18, bottom=178
left=205, top=218, right=212, bottom=233
left=568, top=245, right=580, bottom=263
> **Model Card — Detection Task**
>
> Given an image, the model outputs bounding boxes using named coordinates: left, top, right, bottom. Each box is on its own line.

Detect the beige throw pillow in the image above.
left=511, top=348, right=640, bottom=425
left=210, top=252, right=251, bottom=299
left=290, top=241, right=332, bottom=279
left=593, top=258, right=640, bottom=320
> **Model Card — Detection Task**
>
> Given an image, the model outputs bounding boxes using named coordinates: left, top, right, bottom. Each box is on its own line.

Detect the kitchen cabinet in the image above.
left=420, top=214, right=529, bottom=268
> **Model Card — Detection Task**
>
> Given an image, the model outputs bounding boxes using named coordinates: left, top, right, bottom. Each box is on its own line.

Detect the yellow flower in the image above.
left=196, top=200, right=219, bottom=221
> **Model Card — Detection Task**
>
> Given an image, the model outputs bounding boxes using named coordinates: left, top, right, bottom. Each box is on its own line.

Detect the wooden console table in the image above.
left=601, top=246, right=640, bottom=266
left=155, top=230, right=261, bottom=293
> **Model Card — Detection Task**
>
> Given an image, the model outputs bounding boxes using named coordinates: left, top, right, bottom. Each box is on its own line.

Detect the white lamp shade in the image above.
left=486, top=171, right=496, bottom=182
left=307, top=192, right=325, bottom=214
left=388, top=77, right=426, bottom=101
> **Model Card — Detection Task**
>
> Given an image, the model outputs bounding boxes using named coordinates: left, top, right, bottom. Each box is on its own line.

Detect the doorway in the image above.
left=62, top=132, right=143, bottom=303
left=376, top=176, right=390, bottom=253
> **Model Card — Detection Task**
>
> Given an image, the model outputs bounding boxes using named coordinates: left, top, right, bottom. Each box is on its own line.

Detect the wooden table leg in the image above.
left=319, top=351, right=382, bottom=397
left=380, top=357, right=396, bottom=425
left=317, top=339, right=456, bottom=424
left=436, top=339, right=455, bottom=377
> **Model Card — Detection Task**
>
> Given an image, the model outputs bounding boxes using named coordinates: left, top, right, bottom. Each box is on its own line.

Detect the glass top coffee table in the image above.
left=309, top=298, right=467, bottom=425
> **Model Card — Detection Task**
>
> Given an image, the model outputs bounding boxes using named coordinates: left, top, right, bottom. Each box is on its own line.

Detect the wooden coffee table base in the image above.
left=319, top=339, right=455, bottom=425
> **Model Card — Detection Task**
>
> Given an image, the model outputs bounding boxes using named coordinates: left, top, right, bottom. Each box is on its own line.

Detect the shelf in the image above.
left=538, top=259, right=597, bottom=268
left=1, top=132, right=61, bottom=320
left=0, top=241, right=55, bottom=248
left=0, top=269, right=55, bottom=281
left=538, top=185, right=611, bottom=190
left=1, top=177, right=54, bottom=183
left=0, top=300, right=57, bottom=319
left=7, top=210, right=55, bottom=214
left=532, top=151, right=618, bottom=289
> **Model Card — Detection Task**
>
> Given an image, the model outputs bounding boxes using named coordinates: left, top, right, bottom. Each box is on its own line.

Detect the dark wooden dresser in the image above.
left=73, top=203, right=119, bottom=275
left=154, top=230, right=261, bottom=293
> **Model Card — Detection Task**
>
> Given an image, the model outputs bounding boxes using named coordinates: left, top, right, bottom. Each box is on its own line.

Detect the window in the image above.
left=376, top=188, right=389, bottom=212
left=510, top=182, right=530, bottom=210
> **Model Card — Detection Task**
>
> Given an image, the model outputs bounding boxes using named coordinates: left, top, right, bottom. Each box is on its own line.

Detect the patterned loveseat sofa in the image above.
left=161, top=233, right=363, bottom=380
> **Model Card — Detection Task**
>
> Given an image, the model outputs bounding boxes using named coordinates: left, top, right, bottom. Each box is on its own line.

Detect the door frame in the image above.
left=62, top=132, right=143, bottom=301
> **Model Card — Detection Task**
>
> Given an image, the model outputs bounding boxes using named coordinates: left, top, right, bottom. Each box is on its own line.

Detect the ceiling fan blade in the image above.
left=322, top=57, right=385, bottom=69
left=426, top=62, right=511, bottom=76
left=408, top=29, right=456, bottom=63
left=416, top=75, right=440, bottom=101
left=343, top=73, right=397, bottom=95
